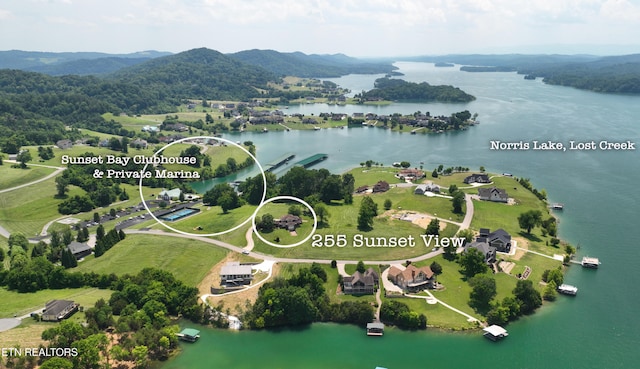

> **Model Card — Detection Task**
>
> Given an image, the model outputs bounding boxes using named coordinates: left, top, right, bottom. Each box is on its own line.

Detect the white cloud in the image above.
left=601, top=0, right=640, bottom=21
left=0, top=9, right=12, bottom=20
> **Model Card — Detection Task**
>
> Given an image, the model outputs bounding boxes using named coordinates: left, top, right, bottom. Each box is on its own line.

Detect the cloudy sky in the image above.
left=1, top=0, right=639, bottom=56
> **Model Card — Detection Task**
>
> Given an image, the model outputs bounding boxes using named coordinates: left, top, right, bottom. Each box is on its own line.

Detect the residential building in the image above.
left=387, top=264, right=434, bottom=292
left=274, top=214, right=302, bottom=231
left=463, top=173, right=491, bottom=184
left=373, top=180, right=390, bottom=193
left=67, top=241, right=92, bottom=259
left=396, top=168, right=426, bottom=181
left=478, top=228, right=513, bottom=253
left=343, top=268, right=379, bottom=295
left=478, top=187, right=509, bottom=203
left=41, top=300, right=79, bottom=322
left=220, top=262, right=253, bottom=286
left=414, top=182, right=441, bottom=195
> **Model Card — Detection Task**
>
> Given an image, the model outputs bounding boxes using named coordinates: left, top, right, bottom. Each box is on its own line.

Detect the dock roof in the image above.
left=483, top=325, right=508, bottom=337
left=180, top=328, right=201, bottom=337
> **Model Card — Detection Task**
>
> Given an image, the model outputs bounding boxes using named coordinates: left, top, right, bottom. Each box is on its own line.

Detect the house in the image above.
left=355, top=185, right=370, bottom=194
left=274, top=214, right=302, bottom=231
left=130, top=138, right=148, bottom=149
left=343, top=268, right=379, bottom=295
left=387, top=264, right=434, bottom=292
left=372, top=181, right=390, bottom=193
left=396, top=169, right=426, bottom=181
left=158, top=188, right=182, bottom=201
left=56, top=139, right=73, bottom=149
left=463, top=173, right=491, bottom=184
left=41, top=300, right=79, bottom=322
left=478, top=187, right=508, bottom=203
left=220, top=262, right=253, bottom=286
left=466, top=240, right=497, bottom=265
left=414, top=182, right=440, bottom=195
left=67, top=241, right=92, bottom=259
left=479, top=228, right=512, bottom=253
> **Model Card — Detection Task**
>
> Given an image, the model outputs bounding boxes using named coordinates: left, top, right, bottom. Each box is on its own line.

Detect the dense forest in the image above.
left=358, top=78, right=475, bottom=102
left=230, top=49, right=397, bottom=77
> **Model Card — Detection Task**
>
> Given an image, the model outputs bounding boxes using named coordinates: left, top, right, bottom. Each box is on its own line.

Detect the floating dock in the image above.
left=581, top=256, right=600, bottom=268
left=483, top=325, right=508, bottom=341
left=265, top=153, right=295, bottom=172
left=294, top=153, right=328, bottom=168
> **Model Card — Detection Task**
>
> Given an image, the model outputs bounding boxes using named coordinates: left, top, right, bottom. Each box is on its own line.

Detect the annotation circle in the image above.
left=138, top=135, right=267, bottom=237
left=252, top=196, right=318, bottom=248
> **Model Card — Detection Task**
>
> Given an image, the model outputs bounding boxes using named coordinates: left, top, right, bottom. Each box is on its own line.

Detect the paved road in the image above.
left=0, top=161, right=65, bottom=194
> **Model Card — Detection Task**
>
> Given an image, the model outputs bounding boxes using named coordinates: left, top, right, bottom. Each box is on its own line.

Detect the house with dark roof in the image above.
left=478, top=187, right=509, bottom=203
left=343, top=268, right=379, bottom=295
left=464, top=173, right=491, bottom=184
left=466, top=241, right=497, bottom=265
left=387, top=265, right=434, bottom=292
left=220, top=262, right=253, bottom=286
left=372, top=180, right=390, bottom=193
left=56, top=139, right=73, bottom=149
left=41, top=300, right=79, bottom=322
left=67, top=241, right=92, bottom=260
left=274, top=214, right=302, bottom=231
left=479, top=228, right=512, bottom=253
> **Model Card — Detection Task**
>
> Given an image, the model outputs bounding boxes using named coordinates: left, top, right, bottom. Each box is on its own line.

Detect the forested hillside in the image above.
left=230, top=49, right=397, bottom=77
left=358, top=78, right=475, bottom=102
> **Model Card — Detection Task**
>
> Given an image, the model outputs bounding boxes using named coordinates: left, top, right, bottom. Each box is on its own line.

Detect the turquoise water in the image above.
left=160, top=208, right=198, bottom=221
left=160, top=63, right=640, bottom=369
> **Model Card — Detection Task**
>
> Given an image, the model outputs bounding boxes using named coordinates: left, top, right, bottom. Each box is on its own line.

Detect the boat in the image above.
left=483, top=325, right=508, bottom=341
left=557, top=284, right=578, bottom=295
left=581, top=256, right=600, bottom=268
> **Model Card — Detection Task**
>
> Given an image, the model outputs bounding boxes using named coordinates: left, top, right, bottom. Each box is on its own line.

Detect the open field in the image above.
left=346, top=166, right=404, bottom=188
left=75, top=234, right=228, bottom=286
left=0, top=165, right=57, bottom=191
left=0, top=287, right=112, bottom=319
left=150, top=203, right=257, bottom=235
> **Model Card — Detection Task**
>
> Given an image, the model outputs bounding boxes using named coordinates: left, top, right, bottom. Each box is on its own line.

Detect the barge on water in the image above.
left=483, top=325, right=508, bottom=341
left=557, top=284, right=578, bottom=295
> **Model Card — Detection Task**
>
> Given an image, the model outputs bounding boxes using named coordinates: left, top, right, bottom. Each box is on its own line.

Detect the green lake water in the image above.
left=161, top=62, right=640, bottom=369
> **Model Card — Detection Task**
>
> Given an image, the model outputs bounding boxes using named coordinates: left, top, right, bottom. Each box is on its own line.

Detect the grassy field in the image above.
left=0, top=287, right=113, bottom=319
left=74, top=234, right=228, bottom=286
left=0, top=165, right=57, bottom=191
left=151, top=203, right=257, bottom=235
left=346, top=166, right=404, bottom=188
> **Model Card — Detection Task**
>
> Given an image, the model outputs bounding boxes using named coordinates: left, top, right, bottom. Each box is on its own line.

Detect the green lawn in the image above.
left=0, top=165, right=57, bottom=191
left=74, top=234, right=228, bottom=286
left=151, top=203, right=257, bottom=235
left=346, top=167, right=404, bottom=188
left=0, top=287, right=112, bottom=319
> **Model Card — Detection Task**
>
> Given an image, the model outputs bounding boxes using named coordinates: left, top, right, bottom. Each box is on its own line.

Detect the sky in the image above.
left=1, top=0, right=639, bottom=57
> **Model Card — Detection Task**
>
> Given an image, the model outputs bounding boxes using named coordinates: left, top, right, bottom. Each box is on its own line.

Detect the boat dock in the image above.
left=265, top=153, right=295, bottom=172
left=294, top=153, right=328, bottom=168
left=177, top=328, right=201, bottom=342
left=580, top=256, right=600, bottom=268
left=557, top=284, right=578, bottom=295
left=483, top=325, right=508, bottom=341
left=551, top=203, right=564, bottom=210
left=366, top=322, right=384, bottom=336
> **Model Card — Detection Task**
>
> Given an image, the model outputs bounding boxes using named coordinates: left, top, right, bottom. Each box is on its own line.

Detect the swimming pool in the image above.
left=160, top=208, right=199, bottom=221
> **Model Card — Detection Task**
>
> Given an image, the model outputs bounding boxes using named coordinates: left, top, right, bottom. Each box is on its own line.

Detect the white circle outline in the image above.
left=138, top=135, right=267, bottom=237
left=251, top=196, right=318, bottom=248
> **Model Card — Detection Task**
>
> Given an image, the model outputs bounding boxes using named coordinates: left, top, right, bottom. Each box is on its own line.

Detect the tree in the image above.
left=16, top=150, right=32, bottom=168
left=431, top=169, right=438, bottom=178
left=468, top=275, right=497, bottom=313
left=543, top=280, right=558, bottom=301
left=96, top=224, right=105, bottom=240
left=452, top=191, right=465, bottom=214
left=356, top=260, right=366, bottom=273
left=400, top=161, right=411, bottom=168
left=448, top=184, right=458, bottom=194
left=258, top=213, right=274, bottom=233
left=93, top=212, right=100, bottom=223
left=425, top=218, right=440, bottom=236
left=314, top=203, right=329, bottom=225
left=218, top=193, right=235, bottom=214
left=8, top=232, right=29, bottom=253
left=40, top=357, right=73, bottom=369
left=319, top=174, right=343, bottom=204
left=430, top=261, right=443, bottom=280
left=513, top=279, right=542, bottom=314
left=458, top=248, right=489, bottom=278
left=357, top=196, right=377, bottom=231
left=518, top=210, right=543, bottom=234
left=55, top=176, right=69, bottom=198
left=384, top=199, right=392, bottom=210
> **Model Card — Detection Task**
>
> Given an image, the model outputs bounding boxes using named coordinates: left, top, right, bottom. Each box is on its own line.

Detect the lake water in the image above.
left=161, top=62, right=640, bottom=369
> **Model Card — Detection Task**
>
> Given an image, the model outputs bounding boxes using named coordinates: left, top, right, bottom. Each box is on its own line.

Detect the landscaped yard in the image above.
left=75, top=234, right=228, bottom=286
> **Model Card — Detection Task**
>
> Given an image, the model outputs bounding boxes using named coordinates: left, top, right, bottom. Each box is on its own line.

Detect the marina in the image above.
left=264, top=153, right=295, bottom=172
left=294, top=153, right=328, bottom=168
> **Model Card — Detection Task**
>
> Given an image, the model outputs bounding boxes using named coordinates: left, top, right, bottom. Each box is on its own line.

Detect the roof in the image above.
left=220, top=262, right=252, bottom=276
left=483, top=325, right=508, bottom=336
left=180, top=328, right=201, bottom=337
left=478, top=187, right=508, bottom=199
left=468, top=241, right=495, bottom=258
left=488, top=228, right=511, bottom=244
left=159, top=188, right=182, bottom=198
left=44, top=300, right=75, bottom=316
left=367, top=322, right=385, bottom=330
left=67, top=241, right=91, bottom=255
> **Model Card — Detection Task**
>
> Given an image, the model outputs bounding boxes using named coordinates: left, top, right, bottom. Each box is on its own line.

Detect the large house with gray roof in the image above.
left=343, top=268, right=379, bottom=295
left=220, top=262, right=253, bottom=286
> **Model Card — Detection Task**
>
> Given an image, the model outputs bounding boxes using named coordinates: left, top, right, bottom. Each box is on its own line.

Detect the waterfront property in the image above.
left=478, top=187, right=509, bottom=203
left=387, top=265, right=434, bottom=292
left=177, top=328, right=201, bottom=342
left=396, top=168, right=425, bottom=181
left=483, top=325, right=508, bottom=341
left=373, top=180, right=390, bottom=193
left=220, top=262, right=253, bottom=286
left=414, top=182, right=440, bottom=194
left=274, top=214, right=303, bottom=231
left=41, top=300, right=79, bottom=322
left=464, top=173, right=491, bottom=184
left=367, top=322, right=385, bottom=336
left=478, top=228, right=512, bottom=253
left=343, top=268, right=379, bottom=295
